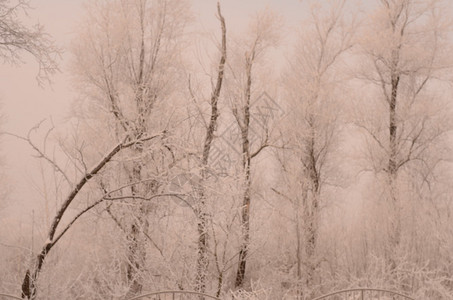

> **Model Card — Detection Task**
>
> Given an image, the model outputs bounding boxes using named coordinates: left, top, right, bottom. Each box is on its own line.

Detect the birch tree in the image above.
left=71, top=0, right=189, bottom=296
left=191, top=3, right=226, bottom=294
left=355, top=0, right=452, bottom=269
left=277, top=0, right=354, bottom=295
left=228, top=10, right=280, bottom=288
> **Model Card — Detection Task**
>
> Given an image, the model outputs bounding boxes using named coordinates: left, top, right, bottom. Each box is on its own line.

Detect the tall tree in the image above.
left=72, top=0, right=189, bottom=296
left=229, top=9, right=280, bottom=288
left=193, top=3, right=226, bottom=294
left=356, top=0, right=452, bottom=269
left=277, top=0, right=354, bottom=294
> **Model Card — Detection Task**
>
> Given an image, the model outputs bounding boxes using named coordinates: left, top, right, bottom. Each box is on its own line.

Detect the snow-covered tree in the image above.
left=71, top=0, right=189, bottom=296
left=226, top=9, right=281, bottom=288
left=0, top=0, right=59, bottom=84
left=276, top=0, right=354, bottom=296
left=355, top=0, right=452, bottom=268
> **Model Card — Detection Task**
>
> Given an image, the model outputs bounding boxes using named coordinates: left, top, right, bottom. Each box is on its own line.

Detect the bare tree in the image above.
left=192, top=2, right=226, bottom=294
left=0, top=0, right=59, bottom=84
left=355, top=0, right=452, bottom=269
left=72, top=0, right=189, bottom=295
left=15, top=121, right=163, bottom=299
left=228, top=9, right=280, bottom=288
left=276, top=0, right=354, bottom=295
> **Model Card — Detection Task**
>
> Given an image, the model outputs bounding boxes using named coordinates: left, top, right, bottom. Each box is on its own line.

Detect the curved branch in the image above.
left=21, top=132, right=162, bottom=299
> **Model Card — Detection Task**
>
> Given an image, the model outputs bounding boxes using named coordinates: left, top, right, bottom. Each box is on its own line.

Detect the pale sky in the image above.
left=0, top=0, right=305, bottom=228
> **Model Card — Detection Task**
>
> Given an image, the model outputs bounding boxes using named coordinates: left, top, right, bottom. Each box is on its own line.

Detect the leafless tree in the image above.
left=72, top=0, right=189, bottom=296
left=228, top=9, right=280, bottom=288
left=355, top=0, right=452, bottom=270
left=276, top=0, right=354, bottom=295
left=14, top=121, right=163, bottom=299
left=0, top=0, right=59, bottom=84
left=191, top=2, right=226, bottom=294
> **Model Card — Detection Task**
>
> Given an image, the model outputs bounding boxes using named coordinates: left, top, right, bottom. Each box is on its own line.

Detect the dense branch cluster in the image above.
left=0, top=0, right=59, bottom=84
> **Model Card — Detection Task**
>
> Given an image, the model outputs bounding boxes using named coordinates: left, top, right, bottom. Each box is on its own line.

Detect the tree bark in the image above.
left=195, top=2, right=226, bottom=295
left=303, top=125, right=320, bottom=290
left=234, top=49, right=254, bottom=289
left=387, top=48, right=401, bottom=268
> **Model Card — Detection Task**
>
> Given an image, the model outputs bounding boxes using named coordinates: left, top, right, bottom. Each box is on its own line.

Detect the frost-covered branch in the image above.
left=20, top=132, right=162, bottom=299
left=0, top=0, right=60, bottom=84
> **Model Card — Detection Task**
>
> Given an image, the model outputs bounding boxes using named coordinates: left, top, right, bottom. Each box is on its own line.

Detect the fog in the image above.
left=1, top=1, right=453, bottom=299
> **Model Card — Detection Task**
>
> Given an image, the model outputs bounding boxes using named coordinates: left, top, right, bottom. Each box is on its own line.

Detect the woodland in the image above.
left=1, top=0, right=453, bottom=299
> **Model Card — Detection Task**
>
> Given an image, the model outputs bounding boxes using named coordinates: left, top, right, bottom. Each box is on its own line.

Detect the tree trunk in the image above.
left=125, top=158, right=147, bottom=297
left=195, top=3, right=226, bottom=294
left=387, top=52, right=401, bottom=268
left=234, top=45, right=254, bottom=288
left=303, top=124, right=320, bottom=294
left=235, top=153, right=251, bottom=287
